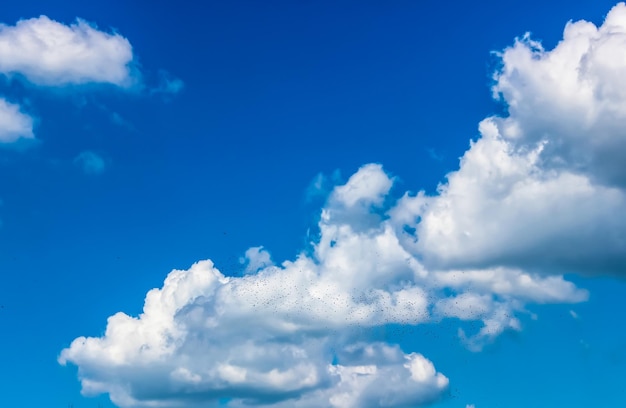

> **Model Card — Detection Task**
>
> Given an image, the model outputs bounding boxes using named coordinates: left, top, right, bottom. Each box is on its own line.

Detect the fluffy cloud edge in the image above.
left=0, top=16, right=136, bottom=87
left=59, top=162, right=588, bottom=407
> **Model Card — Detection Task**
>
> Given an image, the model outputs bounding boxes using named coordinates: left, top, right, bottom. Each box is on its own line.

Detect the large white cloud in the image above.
left=0, top=98, right=33, bottom=143
left=60, top=3, right=626, bottom=407
left=59, top=169, right=450, bottom=407
left=60, top=164, right=586, bottom=407
left=394, top=3, right=626, bottom=275
left=0, top=16, right=135, bottom=87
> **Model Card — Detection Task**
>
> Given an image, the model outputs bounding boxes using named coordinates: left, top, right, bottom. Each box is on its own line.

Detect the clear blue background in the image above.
left=0, top=1, right=624, bottom=406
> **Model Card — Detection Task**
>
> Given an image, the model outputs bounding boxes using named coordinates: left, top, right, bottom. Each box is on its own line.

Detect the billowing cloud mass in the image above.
left=0, top=98, right=33, bottom=143
left=59, top=166, right=587, bottom=407
left=0, top=16, right=135, bottom=87
left=61, top=3, right=626, bottom=408
left=396, top=3, right=626, bottom=275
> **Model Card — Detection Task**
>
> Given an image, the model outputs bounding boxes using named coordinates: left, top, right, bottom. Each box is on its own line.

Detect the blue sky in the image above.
left=1, top=1, right=626, bottom=407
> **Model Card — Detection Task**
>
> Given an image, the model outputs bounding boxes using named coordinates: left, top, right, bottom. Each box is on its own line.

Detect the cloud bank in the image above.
left=61, top=3, right=626, bottom=408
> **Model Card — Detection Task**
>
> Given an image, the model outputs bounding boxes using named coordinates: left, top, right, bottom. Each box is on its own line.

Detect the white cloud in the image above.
left=240, top=246, right=273, bottom=274
left=331, top=163, right=392, bottom=208
left=58, top=167, right=446, bottom=407
left=58, top=255, right=446, bottom=407
left=431, top=268, right=587, bottom=304
left=392, top=3, right=626, bottom=275
left=0, top=16, right=135, bottom=87
left=59, top=164, right=587, bottom=406
left=0, top=98, right=34, bottom=143
left=74, top=151, right=106, bottom=175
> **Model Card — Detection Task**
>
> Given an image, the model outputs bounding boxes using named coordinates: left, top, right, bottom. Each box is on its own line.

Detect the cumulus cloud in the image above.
left=58, top=256, right=448, bottom=407
left=60, top=163, right=586, bottom=407
left=0, top=98, right=34, bottom=143
left=392, top=3, right=626, bottom=275
left=60, top=3, right=626, bottom=407
left=74, top=151, right=106, bottom=175
left=0, top=16, right=135, bottom=87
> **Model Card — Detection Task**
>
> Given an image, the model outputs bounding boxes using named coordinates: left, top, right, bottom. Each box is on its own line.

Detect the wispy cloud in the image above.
left=150, top=70, right=184, bottom=96
left=74, top=151, right=106, bottom=175
left=426, top=147, right=443, bottom=162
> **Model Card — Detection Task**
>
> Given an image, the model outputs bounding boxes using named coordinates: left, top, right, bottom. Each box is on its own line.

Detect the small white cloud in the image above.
left=331, top=163, right=392, bottom=208
left=239, top=246, right=273, bottom=274
left=74, top=151, right=106, bottom=175
left=0, top=98, right=34, bottom=143
left=569, top=310, right=579, bottom=319
left=466, top=404, right=476, bottom=408
left=0, top=16, right=135, bottom=87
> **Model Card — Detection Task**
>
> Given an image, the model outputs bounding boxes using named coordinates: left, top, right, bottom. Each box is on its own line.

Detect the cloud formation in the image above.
left=59, top=168, right=454, bottom=407
left=0, top=98, right=33, bottom=143
left=395, top=3, right=626, bottom=275
left=60, top=164, right=586, bottom=407
left=0, top=16, right=135, bottom=87
left=60, top=3, right=626, bottom=407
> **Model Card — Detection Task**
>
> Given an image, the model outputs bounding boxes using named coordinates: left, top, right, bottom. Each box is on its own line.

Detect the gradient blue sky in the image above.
left=1, top=1, right=625, bottom=407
